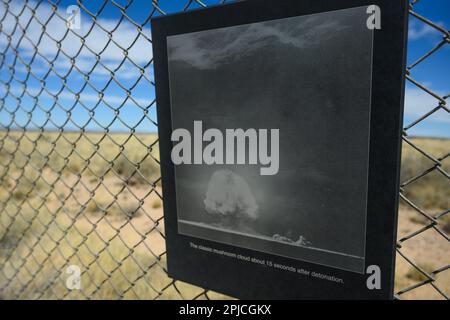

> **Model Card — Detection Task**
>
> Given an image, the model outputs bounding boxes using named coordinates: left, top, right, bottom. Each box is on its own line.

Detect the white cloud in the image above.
left=404, top=86, right=449, bottom=124
left=6, top=86, right=154, bottom=107
left=408, top=20, right=444, bottom=41
left=168, top=13, right=349, bottom=69
left=0, top=0, right=152, bottom=79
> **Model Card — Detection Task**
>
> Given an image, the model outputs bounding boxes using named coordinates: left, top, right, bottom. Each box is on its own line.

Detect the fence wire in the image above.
left=0, top=0, right=448, bottom=300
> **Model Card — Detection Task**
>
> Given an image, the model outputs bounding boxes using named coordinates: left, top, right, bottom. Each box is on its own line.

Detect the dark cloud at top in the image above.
left=167, top=10, right=352, bottom=70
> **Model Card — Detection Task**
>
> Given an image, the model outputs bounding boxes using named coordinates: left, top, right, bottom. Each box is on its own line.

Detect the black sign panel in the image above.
left=151, top=0, right=408, bottom=299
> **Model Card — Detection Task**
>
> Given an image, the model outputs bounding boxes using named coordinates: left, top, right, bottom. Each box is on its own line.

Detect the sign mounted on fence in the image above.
left=151, top=0, right=408, bottom=299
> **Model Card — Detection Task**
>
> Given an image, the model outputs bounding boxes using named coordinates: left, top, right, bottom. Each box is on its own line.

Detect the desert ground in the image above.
left=0, top=132, right=448, bottom=299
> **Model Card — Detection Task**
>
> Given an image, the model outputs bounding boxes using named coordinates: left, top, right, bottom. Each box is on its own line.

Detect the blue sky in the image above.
left=0, top=0, right=448, bottom=137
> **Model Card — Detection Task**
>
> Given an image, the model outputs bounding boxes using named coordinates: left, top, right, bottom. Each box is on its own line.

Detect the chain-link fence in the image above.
left=0, top=0, right=448, bottom=300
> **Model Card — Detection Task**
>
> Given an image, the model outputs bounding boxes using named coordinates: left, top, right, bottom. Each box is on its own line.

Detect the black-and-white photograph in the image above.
left=167, top=6, right=374, bottom=273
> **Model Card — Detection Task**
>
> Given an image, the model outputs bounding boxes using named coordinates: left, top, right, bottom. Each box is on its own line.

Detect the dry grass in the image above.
left=0, top=132, right=448, bottom=299
left=0, top=131, right=226, bottom=299
left=0, top=170, right=223, bottom=299
left=0, top=221, right=204, bottom=299
left=152, top=198, right=162, bottom=209
left=0, top=131, right=160, bottom=183
left=400, top=137, right=450, bottom=210
left=406, top=263, right=436, bottom=282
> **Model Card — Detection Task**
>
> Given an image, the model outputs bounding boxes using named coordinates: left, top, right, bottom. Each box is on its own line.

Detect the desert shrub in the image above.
left=138, top=156, right=160, bottom=183
left=0, top=178, right=11, bottom=203
left=86, top=199, right=104, bottom=214
left=0, top=149, right=11, bottom=165
left=0, top=209, right=29, bottom=253
left=46, top=151, right=66, bottom=172
left=0, top=206, right=50, bottom=260
left=152, top=198, right=162, bottom=209
left=7, top=165, right=46, bottom=201
left=400, top=138, right=450, bottom=210
left=84, top=199, right=141, bottom=221
left=406, top=264, right=435, bottom=282
left=107, top=203, right=142, bottom=220
left=401, top=173, right=449, bottom=210
left=112, top=153, right=159, bottom=185
left=442, top=217, right=450, bottom=235
left=12, top=189, right=26, bottom=201
left=409, top=213, right=429, bottom=225
left=66, top=158, right=83, bottom=173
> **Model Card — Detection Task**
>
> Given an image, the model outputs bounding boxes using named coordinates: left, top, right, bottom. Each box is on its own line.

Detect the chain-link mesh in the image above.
left=395, top=0, right=449, bottom=300
left=0, top=0, right=448, bottom=300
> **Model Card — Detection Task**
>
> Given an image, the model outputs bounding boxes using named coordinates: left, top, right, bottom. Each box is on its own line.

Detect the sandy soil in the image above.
left=395, top=206, right=449, bottom=299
